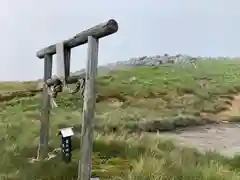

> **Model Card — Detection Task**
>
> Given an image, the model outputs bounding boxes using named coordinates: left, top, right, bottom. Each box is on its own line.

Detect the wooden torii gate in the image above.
left=36, top=19, right=118, bottom=180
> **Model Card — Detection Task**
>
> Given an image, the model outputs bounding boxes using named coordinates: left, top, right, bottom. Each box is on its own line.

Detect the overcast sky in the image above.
left=1, top=0, right=240, bottom=81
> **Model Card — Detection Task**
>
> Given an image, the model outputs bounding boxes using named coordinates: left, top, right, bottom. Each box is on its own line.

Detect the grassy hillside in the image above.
left=1, top=60, right=240, bottom=179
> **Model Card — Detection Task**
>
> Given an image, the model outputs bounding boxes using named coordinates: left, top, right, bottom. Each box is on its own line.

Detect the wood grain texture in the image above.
left=37, top=54, right=53, bottom=160
left=55, top=42, right=71, bottom=86
left=56, top=42, right=65, bottom=79
left=64, top=48, right=71, bottom=79
left=78, top=36, right=99, bottom=180
left=36, top=19, right=118, bottom=58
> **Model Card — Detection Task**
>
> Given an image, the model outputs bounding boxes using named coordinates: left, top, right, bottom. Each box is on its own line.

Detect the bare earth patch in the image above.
left=200, top=94, right=240, bottom=122
left=104, top=98, right=123, bottom=107
left=157, top=94, right=240, bottom=157
left=216, top=94, right=240, bottom=121
left=156, top=123, right=240, bottom=157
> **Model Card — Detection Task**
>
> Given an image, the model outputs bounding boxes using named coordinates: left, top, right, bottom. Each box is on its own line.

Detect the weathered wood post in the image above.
left=36, top=19, right=119, bottom=173
left=77, top=36, right=98, bottom=180
left=56, top=42, right=71, bottom=86
left=37, top=54, right=53, bottom=160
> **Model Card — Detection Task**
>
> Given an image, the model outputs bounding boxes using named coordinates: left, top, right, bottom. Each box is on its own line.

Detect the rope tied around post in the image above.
left=45, top=77, right=86, bottom=108
left=70, top=77, right=85, bottom=96
left=36, top=19, right=118, bottom=179
left=45, top=78, right=62, bottom=108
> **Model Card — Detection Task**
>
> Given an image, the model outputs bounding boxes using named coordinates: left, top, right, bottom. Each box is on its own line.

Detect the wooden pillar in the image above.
left=78, top=36, right=99, bottom=180
left=56, top=42, right=65, bottom=79
left=56, top=42, right=71, bottom=86
left=64, top=48, right=71, bottom=78
left=37, top=54, right=53, bottom=160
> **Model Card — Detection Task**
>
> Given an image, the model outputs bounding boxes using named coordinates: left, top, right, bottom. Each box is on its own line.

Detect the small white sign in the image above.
left=60, top=127, right=74, bottom=138
left=91, top=178, right=100, bottom=180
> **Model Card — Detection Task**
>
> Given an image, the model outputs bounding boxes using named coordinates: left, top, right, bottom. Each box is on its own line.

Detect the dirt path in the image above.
left=156, top=123, right=240, bottom=157
left=156, top=94, right=240, bottom=157
left=215, top=94, right=240, bottom=121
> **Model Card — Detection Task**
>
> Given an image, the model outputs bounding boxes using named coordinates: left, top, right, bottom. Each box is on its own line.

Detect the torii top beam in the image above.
left=36, top=19, right=118, bottom=59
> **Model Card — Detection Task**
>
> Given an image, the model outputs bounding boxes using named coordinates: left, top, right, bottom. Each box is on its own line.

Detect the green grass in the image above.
left=0, top=81, right=37, bottom=92
left=1, top=60, right=240, bottom=179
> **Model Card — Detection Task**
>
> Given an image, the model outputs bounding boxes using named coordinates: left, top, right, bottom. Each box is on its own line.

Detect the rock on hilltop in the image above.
left=72, top=54, right=195, bottom=76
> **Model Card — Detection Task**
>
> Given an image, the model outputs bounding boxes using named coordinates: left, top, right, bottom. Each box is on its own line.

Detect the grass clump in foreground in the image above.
left=1, top=60, right=240, bottom=179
